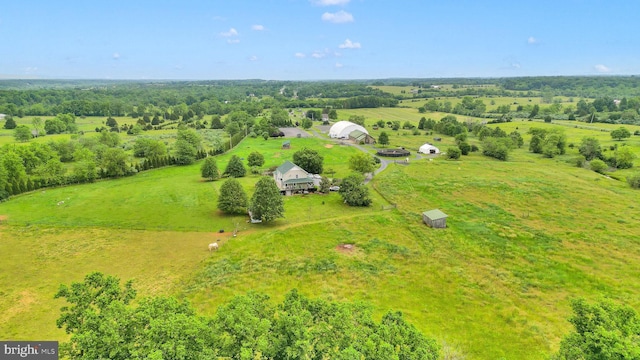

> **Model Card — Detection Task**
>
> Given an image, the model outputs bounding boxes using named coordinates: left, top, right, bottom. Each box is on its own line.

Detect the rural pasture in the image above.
left=1, top=90, right=640, bottom=359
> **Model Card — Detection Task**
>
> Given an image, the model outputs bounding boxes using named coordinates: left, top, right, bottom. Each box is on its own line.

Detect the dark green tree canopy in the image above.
left=224, top=155, right=246, bottom=178
left=3, top=116, right=17, bottom=129
left=293, top=148, right=323, bottom=174
left=247, top=151, right=265, bottom=167
left=339, top=173, right=372, bottom=207
left=249, top=176, right=284, bottom=222
left=217, top=178, right=248, bottom=214
left=201, top=157, right=220, bottom=181
left=378, top=131, right=389, bottom=146
left=55, top=273, right=440, bottom=360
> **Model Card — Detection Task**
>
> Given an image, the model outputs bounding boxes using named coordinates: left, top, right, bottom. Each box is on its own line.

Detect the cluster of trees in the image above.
left=527, top=128, right=567, bottom=158
left=53, top=271, right=640, bottom=360
left=217, top=176, right=284, bottom=222
left=0, top=126, right=225, bottom=200
left=55, top=272, right=440, bottom=360
left=0, top=132, right=131, bottom=199
left=577, top=136, right=636, bottom=173
left=553, top=298, right=640, bottom=359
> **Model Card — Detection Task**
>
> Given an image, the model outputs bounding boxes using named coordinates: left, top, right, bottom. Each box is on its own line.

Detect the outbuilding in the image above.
left=329, top=121, right=368, bottom=139
left=422, top=209, right=448, bottom=228
left=419, top=143, right=440, bottom=155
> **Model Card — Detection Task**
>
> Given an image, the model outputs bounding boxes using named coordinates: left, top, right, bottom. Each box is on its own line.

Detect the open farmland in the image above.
left=2, top=80, right=640, bottom=359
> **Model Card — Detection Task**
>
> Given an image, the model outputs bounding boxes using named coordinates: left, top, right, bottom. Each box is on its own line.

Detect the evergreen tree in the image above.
left=249, top=177, right=284, bottom=222
left=378, top=131, right=390, bottom=146
left=224, top=155, right=246, bottom=178
left=217, top=178, right=248, bottom=214
left=3, top=116, right=17, bottom=129
left=201, top=157, right=220, bottom=181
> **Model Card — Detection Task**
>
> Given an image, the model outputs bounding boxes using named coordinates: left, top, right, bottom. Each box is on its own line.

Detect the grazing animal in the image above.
left=208, top=242, right=219, bottom=252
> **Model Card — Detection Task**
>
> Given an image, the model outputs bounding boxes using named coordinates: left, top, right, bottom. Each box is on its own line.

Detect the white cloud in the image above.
left=227, top=39, right=240, bottom=44
left=112, top=52, right=120, bottom=60
left=252, top=24, right=265, bottom=31
left=338, top=39, right=361, bottom=49
left=335, top=62, right=343, bottom=68
left=249, top=55, right=258, bottom=61
left=321, top=10, right=354, bottom=23
left=220, top=28, right=239, bottom=37
left=294, top=52, right=306, bottom=58
left=311, top=51, right=326, bottom=59
left=311, top=0, right=350, bottom=5
left=527, top=36, right=538, bottom=45
left=594, top=64, right=611, bottom=73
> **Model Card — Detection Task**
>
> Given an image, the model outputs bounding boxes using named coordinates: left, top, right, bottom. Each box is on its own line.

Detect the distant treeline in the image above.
left=371, top=76, right=640, bottom=99
left=0, top=80, right=397, bottom=117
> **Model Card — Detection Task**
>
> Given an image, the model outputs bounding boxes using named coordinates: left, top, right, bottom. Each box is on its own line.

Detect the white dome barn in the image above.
left=419, top=143, right=440, bottom=154
left=329, top=121, right=368, bottom=139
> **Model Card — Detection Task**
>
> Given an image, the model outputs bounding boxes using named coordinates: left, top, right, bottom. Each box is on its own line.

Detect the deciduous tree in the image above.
left=224, top=155, right=246, bottom=178
left=217, top=178, right=248, bottom=214
left=611, top=127, right=631, bottom=141
left=349, top=152, right=375, bottom=174
left=101, top=148, right=130, bottom=177
left=201, top=157, right=220, bottom=181
left=293, top=148, right=323, bottom=174
left=249, top=176, right=284, bottom=222
left=553, top=299, right=640, bottom=360
left=378, top=131, right=389, bottom=146
left=14, top=125, right=32, bottom=142
left=247, top=151, right=265, bottom=167
left=173, top=139, right=196, bottom=165
left=338, top=174, right=371, bottom=207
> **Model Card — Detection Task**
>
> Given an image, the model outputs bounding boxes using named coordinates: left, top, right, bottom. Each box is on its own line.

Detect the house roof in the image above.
left=422, top=209, right=448, bottom=220
left=350, top=129, right=368, bottom=140
left=275, top=160, right=299, bottom=174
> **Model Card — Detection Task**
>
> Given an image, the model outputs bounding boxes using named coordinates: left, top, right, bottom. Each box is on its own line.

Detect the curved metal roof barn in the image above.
left=329, top=121, right=368, bottom=139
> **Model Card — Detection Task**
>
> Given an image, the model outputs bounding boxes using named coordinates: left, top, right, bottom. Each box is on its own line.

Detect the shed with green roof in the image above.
left=422, top=209, right=448, bottom=228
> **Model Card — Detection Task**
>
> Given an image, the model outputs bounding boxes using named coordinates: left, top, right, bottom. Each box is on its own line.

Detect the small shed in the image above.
left=282, top=140, right=291, bottom=149
left=422, top=209, right=448, bottom=228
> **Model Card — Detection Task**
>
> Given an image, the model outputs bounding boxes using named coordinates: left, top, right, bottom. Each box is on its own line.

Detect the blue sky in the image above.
left=1, top=0, right=638, bottom=80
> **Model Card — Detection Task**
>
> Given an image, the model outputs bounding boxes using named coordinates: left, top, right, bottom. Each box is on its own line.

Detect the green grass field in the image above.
left=2, top=108, right=640, bottom=359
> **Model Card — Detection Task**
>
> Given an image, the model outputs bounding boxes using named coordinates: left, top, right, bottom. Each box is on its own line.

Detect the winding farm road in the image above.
left=304, top=126, right=391, bottom=184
